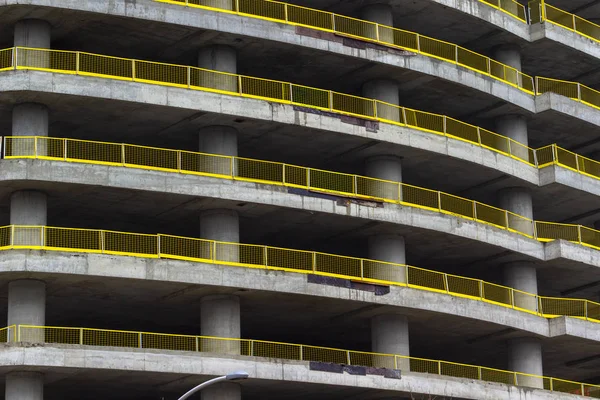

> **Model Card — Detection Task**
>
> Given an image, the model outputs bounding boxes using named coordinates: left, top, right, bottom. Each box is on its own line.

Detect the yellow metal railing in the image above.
left=536, top=76, right=600, bottom=111
left=530, top=0, right=600, bottom=44
left=6, top=136, right=600, bottom=250
left=12, top=324, right=600, bottom=396
left=3, top=224, right=600, bottom=324
left=479, top=0, right=528, bottom=21
left=4, top=48, right=600, bottom=169
left=156, top=0, right=532, bottom=92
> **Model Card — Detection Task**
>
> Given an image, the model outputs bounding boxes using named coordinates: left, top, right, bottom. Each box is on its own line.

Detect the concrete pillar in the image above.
left=200, top=295, right=240, bottom=355
left=495, top=115, right=529, bottom=162
left=493, top=44, right=522, bottom=71
left=14, top=19, right=51, bottom=68
left=360, top=3, right=394, bottom=43
left=371, top=314, right=410, bottom=371
left=503, top=262, right=538, bottom=312
left=8, top=280, right=46, bottom=343
left=10, top=191, right=47, bottom=246
left=198, top=126, right=238, bottom=176
left=492, top=44, right=522, bottom=88
left=12, top=103, right=49, bottom=157
left=197, top=45, right=237, bottom=92
left=365, top=155, right=402, bottom=201
left=508, top=337, right=543, bottom=389
left=497, top=187, right=534, bottom=237
left=5, top=372, right=43, bottom=400
left=200, top=209, right=240, bottom=263
left=368, top=235, right=406, bottom=284
left=362, top=80, right=400, bottom=122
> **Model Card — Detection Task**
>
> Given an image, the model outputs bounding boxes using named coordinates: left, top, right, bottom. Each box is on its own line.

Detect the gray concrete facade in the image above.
left=200, top=295, right=241, bottom=356
left=497, top=186, right=534, bottom=236
left=508, top=337, right=544, bottom=389
left=371, top=314, right=410, bottom=371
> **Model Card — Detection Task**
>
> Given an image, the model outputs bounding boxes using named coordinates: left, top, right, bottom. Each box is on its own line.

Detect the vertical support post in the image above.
left=299, top=345, right=303, bottom=361
left=195, top=336, right=199, bottom=352
left=187, top=66, right=191, bottom=88
left=505, top=210, right=510, bottom=230
left=157, top=235, right=161, bottom=258
left=443, top=116, right=447, bottom=134
left=331, top=13, right=336, bottom=31
left=235, top=0, right=240, bottom=12
left=121, top=143, right=126, bottom=166
left=577, top=83, right=582, bottom=101
left=282, top=163, right=286, bottom=185
left=437, top=191, right=442, bottom=211
left=375, top=23, right=380, bottom=41
left=443, top=274, right=449, bottom=293
left=76, top=51, right=80, bottom=74
left=360, top=259, right=364, bottom=280
left=131, top=59, right=136, bottom=81
left=511, top=288, right=515, bottom=309
left=138, top=332, right=143, bottom=348
left=437, top=361, right=442, bottom=375
left=100, top=230, right=105, bottom=253
left=177, top=150, right=182, bottom=172
left=329, top=91, right=334, bottom=111
left=476, top=127, right=482, bottom=145
left=63, top=138, right=68, bottom=161
left=79, top=328, right=84, bottom=345
left=10, top=225, right=15, bottom=247
left=477, top=367, right=482, bottom=380
left=479, top=281, right=484, bottom=299
left=237, top=75, right=243, bottom=94
left=486, top=57, right=491, bottom=74
left=577, top=225, right=582, bottom=244
left=312, top=252, right=317, bottom=273
left=346, top=351, right=351, bottom=365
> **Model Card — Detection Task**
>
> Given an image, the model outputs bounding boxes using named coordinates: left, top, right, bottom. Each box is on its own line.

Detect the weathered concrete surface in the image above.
left=0, top=344, right=588, bottom=400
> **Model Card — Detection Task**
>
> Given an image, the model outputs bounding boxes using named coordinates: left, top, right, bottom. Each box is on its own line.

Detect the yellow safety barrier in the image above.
left=536, top=76, right=600, bottom=111
left=480, top=0, right=528, bottom=21
left=530, top=0, right=600, bottom=44
left=3, top=224, right=600, bottom=324
left=4, top=48, right=600, bottom=171
left=155, top=0, right=533, bottom=92
left=6, top=136, right=600, bottom=249
left=12, top=324, right=600, bottom=396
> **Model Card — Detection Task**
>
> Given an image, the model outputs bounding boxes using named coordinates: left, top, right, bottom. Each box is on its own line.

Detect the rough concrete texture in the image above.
left=503, top=262, right=538, bottom=312
left=0, top=158, right=547, bottom=260
left=536, top=92, right=600, bottom=127
left=360, top=3, right=394, bottom=26
left=371, top=314, right=410, bottom=370
left=0, top=345, right=585, bottom=400
left=498, top=187, right=533, bottom=219
left=12, top=103, right=48, bottom=137
left=5, top=371, right=44, bottom=400
left=198, top=45, right=237, bottom=74
left=530, top=21, right=600, bottom=61
left=200, top=209, right=240, bottom=243
left=13, top=19, right=51, bottom=48
left=198, top=126, right=239, bottom=157
left=10, top=191, right=47, bottom=225
left=508, top=338, right=544, bottom=389
left=495, top=114, right=528, bottom=146
left=492, top=44, right=522, bottom=71
left=361, top=79, right=399, bottom=105
left=201, top=295, right=241, bottom=338
left=368, top=235, right=406, bottom=283
left=0, top=250, right=556, bottom=338
left=0, top=71, right=543, bottom=187
left=7, top=279, right=45, bottom=327
left=0, top=0, right=536, bottom=112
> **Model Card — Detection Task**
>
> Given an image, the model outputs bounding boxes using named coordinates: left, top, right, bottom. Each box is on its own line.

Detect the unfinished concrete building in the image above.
left=0, top=0, right=600, bottom=399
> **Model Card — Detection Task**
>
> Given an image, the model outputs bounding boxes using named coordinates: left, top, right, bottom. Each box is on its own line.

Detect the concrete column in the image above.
left=197, top=45, right=237, bottom=92
left=372, top=314, right=410, bottom=371
left=495, top=115, right=529, bottom=161
left=508, top=337, right=543, bottom=389
left=201, top=295, right=240, bottom=355
left=362, top=80, right=400, bottom=122
left=360, top=3, right=394, bottom=44
left=497, top=187, right=534, bottom=237
left=492, top=44, right=522, bottom=88
left=5, top=372, right=43, bottom=400
left=14, top=19, right=51, bottom=68
left=365, top=155, right=402, bottom=201
left=200, top=209, right=240, bottom=263
left=493, top=44, right=522, bottom=71
left=10, top=191, right=47, bottom=246
left=12, top=103, right=49, bottom=157
left=202, top=383, right=241, bottom=400
left=368, top=235, right=406, bottom=284
left=8, top=280, right=46, bottom=343
left=198, top=126, right=238, bottom=176
left=503, top=262, right=538, bottom=312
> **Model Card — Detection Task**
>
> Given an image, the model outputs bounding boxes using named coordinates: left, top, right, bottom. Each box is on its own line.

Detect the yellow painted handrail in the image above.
left=529, top=0, right=600, bottom=45
left=156, top=0, right=533, bottom=92
left=10, top=324, right=600, bottom=396
left=4, top=136, right=600, bottom=250
left=2, top=224, right=600, bottom=324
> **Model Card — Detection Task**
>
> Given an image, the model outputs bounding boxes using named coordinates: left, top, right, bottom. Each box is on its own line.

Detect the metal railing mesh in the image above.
left=10, top=324, right=600, bottom=396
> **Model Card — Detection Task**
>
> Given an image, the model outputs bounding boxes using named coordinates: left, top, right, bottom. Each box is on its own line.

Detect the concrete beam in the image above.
left=0, top=345, right=582, bottom=400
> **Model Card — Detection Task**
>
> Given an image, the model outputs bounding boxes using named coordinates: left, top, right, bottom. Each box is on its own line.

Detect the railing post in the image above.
left=394, top=355, right=398, bottom=370
left=121, top=143, right=126, bottom=166
left=437, top=361, right=441, bottom=375
left=63, top=139, right=68, bottom=161
left=375, top=23, right=380, bottom=41
left=538, top=296, right=544, bottom=315
left=479, top=281, right=484, bottom=299
left=360, top=259, right=364, bottom=280
left=581, top=383, right=585, bottom=396
left=187, top=66, right=191, bottom=88
left=237, top=75, right=243, bottom=94
left=157, top=235, right=161, bottom=258
left=331, top=13, right=336, bottom=31
left=80, top=328, right=84, bottom=345
left=476, top=127, right=482, bottom=145
left=177, top=150, right=182, bottom=172
left=139, top=332, right=143, bottom=348
left=307, top=168, right=311, bottom=188
left=131, top=59, right=136, bottom=81
left=283, top=4, right=288, bottom=21
left=13, top=47, right=18, bottom=69
left=505, top=210, right=510, bottom=230
left=10, top=225, right=15, bottom=247
left=235, top=0, right=240, bottom=12
left=195, top=336, right=199, bottom=352
left=34, top=137, right=38, bottom=158
left=100, top=230, right=105, bottom=253
left=437, top=191, right=442, bottom=211
left=76, top=52, right=80, bottom=74
left=329, top=91, right=334, bottom=111
left=299, top=345, right=303, bottom=361
left=401, top=107, right=407, bottom=126
left=473, top=202, right=477, bottom=221
left=507, top=138, right=512, bottom=157
left=577, top=83, right=582, bottom=101
left=578, top=225, right=583, bottom=245
left=346, top=351, right=351, bottom=365
left=40, top=226, right=45, bottom=247
left=477, top=367, right=482, bottom=380
left=213, top=241, right=217, bottom=262
left=585, top=300, right=589, bottom=320
left=373, top=100, right=377, bottom=119
left=486, top=57, right=491, bottom=75
left=312, top=252, right=317, bottom=273
left=263, top=245, right=268, bottom=267
left=444, top=274, right=449, bottom=293
left=443, top=116, right=447, bottom=134
left=510, top=289, right=515, bottom=309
